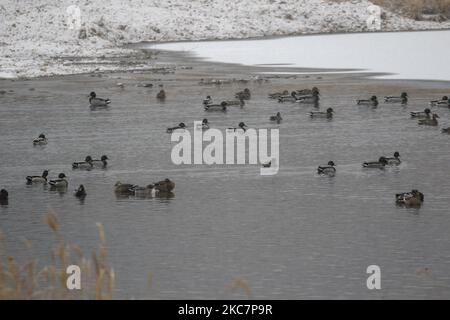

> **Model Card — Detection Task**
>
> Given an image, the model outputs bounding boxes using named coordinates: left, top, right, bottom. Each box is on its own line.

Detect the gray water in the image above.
left=1, top=45, right=450, bottom=299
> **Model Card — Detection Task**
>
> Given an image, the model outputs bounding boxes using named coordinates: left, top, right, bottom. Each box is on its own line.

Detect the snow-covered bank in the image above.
left=1, top=0, right=450, bottom=79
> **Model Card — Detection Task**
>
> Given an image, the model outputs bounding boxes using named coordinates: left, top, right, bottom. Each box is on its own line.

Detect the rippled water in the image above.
left=150, top=30, right=450, bottom=81
left=1, top=39, right=450, bottom=299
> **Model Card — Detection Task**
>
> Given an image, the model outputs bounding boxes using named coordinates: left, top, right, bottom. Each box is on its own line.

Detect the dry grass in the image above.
left=371, top=0, right=450, bottom=19
left=0, top=209, right=114, bottom=300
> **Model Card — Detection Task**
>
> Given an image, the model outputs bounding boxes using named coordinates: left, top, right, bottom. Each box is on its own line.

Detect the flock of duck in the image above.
left=0, top=91, right=176, bottom=206
left=1, top=84, right=448, bottom=209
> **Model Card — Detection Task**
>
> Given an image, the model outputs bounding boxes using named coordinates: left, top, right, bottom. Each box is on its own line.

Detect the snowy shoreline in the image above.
left=1, top=0, right=450, bottom=79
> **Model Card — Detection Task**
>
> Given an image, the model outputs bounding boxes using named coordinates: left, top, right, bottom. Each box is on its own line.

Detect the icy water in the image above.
left=151, top=30, right=450, bottom=81
left=1, top=35, right=450, bottom=299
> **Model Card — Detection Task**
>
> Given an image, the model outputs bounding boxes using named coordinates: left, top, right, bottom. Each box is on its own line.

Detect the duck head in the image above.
left=238, top=122, right=247, bottom=129
left=442, top=96, right=449, bottom=101
left=371, top=96, right=378, bottom=101
left=0, top=189, right=8, bottom=198
left=202, top=119, right=208, bottom=124
left=179, top=122, right=186, bottom=128
left=78, top=185, right=85, bottom=192
left=328, top=161, right=335, bottom=166
left=401, top=92, right=408, bottom=98
left=42, top=170, right=49, bottom=178
left=425, top=108, right=431, bottom=114
left=276, top=112, right=281, bottom=117
left=90, top=92, right=96, bottom=98
left=101, top=155, right=109, bottom=161
left=38, top=133, right=46, bottom=139
left=312, top=87, right=319, bottom=94
left=85, top=155, right=93, bottom=163
left=327, top=108, right=334, bottom=114
left=244, top=88, right=250, bottom=94
left=58, top=173, right=67, bottom=179
left=394, top=151, right=400, bottom=158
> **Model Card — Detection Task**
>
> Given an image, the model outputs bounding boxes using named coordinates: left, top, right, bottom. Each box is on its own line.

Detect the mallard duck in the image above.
left=157, top=90, right=166, bottom=100
left=92, top=155, right=109, bottom=167
left=235, top=88, right=251, bottom=100
left=0, top=189, right=8, bottom=202
left=296, top=87, right=320, bottom=96
left=384, top=92, right=408, bottom=104
left=396, top=189, right=424, bottom=207
left=204, top=101, right=227, bottom=111
left=270, top=112, right=282, bottom=123
left=318, top=161, right=336, bottom=176
left=363, top=157, right=388, bottom=168
left=269, top=90, right=289, bottom=99
left=203, top=95, right=213, bottom=106
left=430, top=96, right=449, bottom=107
left=222, top=98, right=245, bottom=107
left=167, top=122, right=186, bottom=133
left=296, top=91, right=320, bottom=105
left=75, top=185, right=86, bottom=198
left=154, top=178, right=175, bottom=193
left=278, top=92, right=298, bottom=103
left=228, top=122, right=248, bottom=132
left=310, top=108, right=333, bottom=118
left=33, top=133, right=48, bottom=145
left=418, top=114, right=439, bottom=126
left=410, top=108, right=431, bottom=119
left=49, top=173, right=68, bottom=188
left=384, top=152, right=401, bottom=165
left=72, top=156, right=94, bottom=169
left=357, top=96, right=378, bottom=106
left=26, top=170, right=49, bottom=184
left=114, top=181, right=136, bottom=195
left=89, top=92, right=111, bottom=107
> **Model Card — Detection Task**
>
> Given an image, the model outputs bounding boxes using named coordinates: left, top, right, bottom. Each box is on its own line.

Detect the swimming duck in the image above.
left=0, top=189, right=8, bottom=204
left=222, top=98, right=245, bottom=107
left=75, top=185, right=87, bottom=198
left=269, top=90, right=289, bottom=99
left=157, top=90, right=166, bottom=100
left=384, top=152, right=401, bottom=165
left=167, top=122, right=186, bottom=133
left=72, top=156, right=94, bottom=169
left=89, top=92, right=111, bottom=107
left=270, top=112, right=283, bottom=123
left=396, top=189, right=424, bottom=207
left=49, top=173, right=68, bottom=188
left=262, top=161, right=272, bottom=168
left=201, top=119, right=209, bottom=130
left=430, top=96, right=449, bottom=107
left=92, top=155, right=109, bottom=167
left=26, top=169, right=49, bottom=184
left=203, top=95, right=213, bottom=106
left=296, top=87, right=320, bottom=96
left=418, top=113, right=439, bottom=126
left=410, top=108, right=431, bottom=119
left=235, top=88, right=251, bottom=100
left=154, top=178, right=175, bottom=193
left=317, top=161, right=336, bottom=176
left=384, top=92, right=408, bottom=104
left=357, top=96, right=378, bottom=106
left=310, top=108, right=333, bottom=118
left=204, top=101, right=227, bottom=111
left=442, top=127, right=450, bottom=134
left=296, top=91, right=320, bottom=105
left=228, top=122, right=248, bottom=132
left=114, top=181, right=136, bottom=195
left=33, top=133, right=48, bottom=145
left=278, top=91, right=298, bottom=103
left=362, top=156, right=388, bottom=168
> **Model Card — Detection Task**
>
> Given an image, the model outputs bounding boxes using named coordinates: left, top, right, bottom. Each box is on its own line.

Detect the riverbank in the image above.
left=2, top=0, right=450, bottom=79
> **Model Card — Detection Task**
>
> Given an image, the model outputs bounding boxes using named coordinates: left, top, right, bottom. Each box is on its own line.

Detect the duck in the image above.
left=262, top=161, right=272, bottom=168
left=362, top=156, right=388, bottom=168
left=201, top=119, right=209, bottom=130
left=418, top=113, right=439, bottom=126
left=442, top=127, right=450, bottom=134
left=430, top=96, right=449, bottom=107
left=89, top=92, right=111, bottom=107
left=384, top=152, right=401, bottom=165
left=317, top=161, right=336, bottom=176
left=167, top=122, right=186, bottom=133
left=92, top=155, right=109, bottom=167
left=269, top=90, right=289, bottom=99
left=410, top=108, right=431, bottom=119
left=235, top=88, right=251, bottom=100
left=154, top=178, right=175, bottom=193
left=384, top=92, right=408, bottom=104
left=72, top=156, right=94, bottom=169
left=357, top=96, right=378, bottom=106
left=270, top=112, right=283, bottom=123
left=296, top=87, right=320, bottom=96
left=296, top=91, right=320, bottom=105
left=310, top=108, right=333, bottom=118
left=75, top=185, right=87, bottom=198
left=204, top=101, right=227, bottom=111
left=278, top=91, right=298, bottom=103
left=203, top=95, right=213, bottom=106
left=114, top=181, right=136, bottom=195
left=156, top=90, right=166, bottom=100
left=396, top=189, right=424, bottom=207
left=26, top=169, right=49, bottom=184
left=228, top=122, right=248, bottom=132
left=0, top=189, right=8, bottom=203
left=33, top=133, right=48, bottom=145
left=49, top=173, right=68, bottom=188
